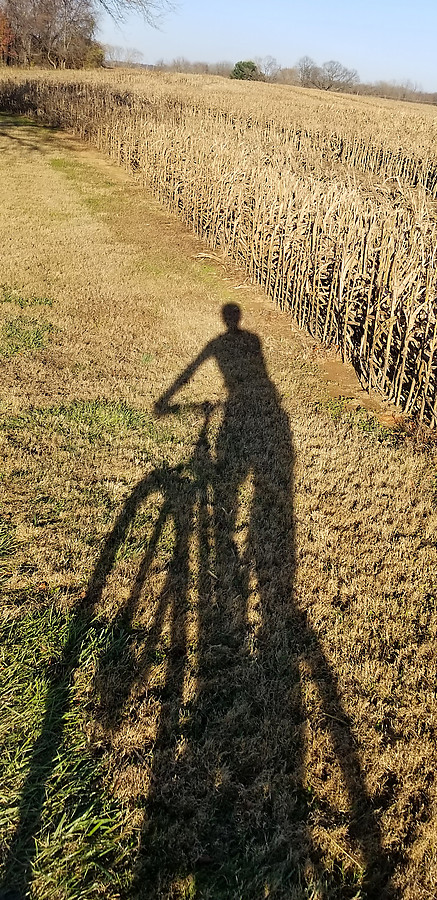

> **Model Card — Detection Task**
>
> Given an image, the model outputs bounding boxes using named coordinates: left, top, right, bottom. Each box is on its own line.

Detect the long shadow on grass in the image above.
left=0, top=115, right=47, bottom=154
left=0, top=304, right=392, bottom=899
left=94, top=303, right=392, bottom=898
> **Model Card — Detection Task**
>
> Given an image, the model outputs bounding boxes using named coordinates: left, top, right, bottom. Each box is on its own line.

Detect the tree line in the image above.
left=0, top=0, right=170, bottom=68
left=149, top=55, right=436, bottom=104
left=230, top=56, right=359, bottom=92
left=0, top=0, right=104, bottom=68
left=141, top=55, right=358, bottom=90
left=1, top=10, right=436, bottom=105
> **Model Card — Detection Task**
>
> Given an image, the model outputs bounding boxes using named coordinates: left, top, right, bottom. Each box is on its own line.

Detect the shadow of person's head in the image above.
left=221, top=302, right=241, bottom=332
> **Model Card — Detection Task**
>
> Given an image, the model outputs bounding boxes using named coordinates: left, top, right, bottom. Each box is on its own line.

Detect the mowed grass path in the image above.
left=1, top=113, right=437, bottom=900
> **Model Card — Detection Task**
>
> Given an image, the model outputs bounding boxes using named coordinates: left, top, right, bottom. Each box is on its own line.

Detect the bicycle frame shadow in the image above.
left=0, top=304, right=393, bottom=900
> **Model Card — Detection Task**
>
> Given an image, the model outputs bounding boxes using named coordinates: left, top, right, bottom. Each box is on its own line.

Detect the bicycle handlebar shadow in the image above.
left=0, top=304, right=393, bottom=900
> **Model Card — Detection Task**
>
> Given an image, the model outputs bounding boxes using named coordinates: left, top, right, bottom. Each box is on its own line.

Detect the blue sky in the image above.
left=97, top=0, right=437, bottom=91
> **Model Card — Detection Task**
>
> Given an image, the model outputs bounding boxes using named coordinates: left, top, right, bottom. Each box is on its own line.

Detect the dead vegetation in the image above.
left=0, top=110, right=437, bottom=900
left=1, top=72, right=437, bottom=424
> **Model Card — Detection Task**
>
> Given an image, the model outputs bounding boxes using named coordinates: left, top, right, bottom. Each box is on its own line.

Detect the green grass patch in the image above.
left=49, top=157, right=79, bottom=174
left=49, top=158, right=115, bottom=213
left=0, top=317, right=53, bottom=357
left=41, top=398, right=171, bottom=449
left=1, top=284, right=53, bottom=308
left=54, top=398, right=151, bottom=432
left=49, top=157, right=114, bottom=184
left=314, top=397, right=404, bottom=445
left=0, top=399, right=170, bottom=446
left=315, top=396, right=351, bottom=421
left=0, top=608, right=135, bottom=899
left=0, top=113, right=38, bottom=128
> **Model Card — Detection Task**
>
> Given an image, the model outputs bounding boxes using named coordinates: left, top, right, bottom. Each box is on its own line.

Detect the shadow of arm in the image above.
left=154, top=344, right=213, bottom=416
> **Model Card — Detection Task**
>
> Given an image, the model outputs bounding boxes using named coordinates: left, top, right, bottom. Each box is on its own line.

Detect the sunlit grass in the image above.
left=0, top=608, right=136, bottom=900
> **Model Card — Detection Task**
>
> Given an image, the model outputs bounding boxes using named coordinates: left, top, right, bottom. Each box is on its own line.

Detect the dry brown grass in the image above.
left=1, top=71, right=437, bottom=424
left=1, top=113, right=437, bottom=900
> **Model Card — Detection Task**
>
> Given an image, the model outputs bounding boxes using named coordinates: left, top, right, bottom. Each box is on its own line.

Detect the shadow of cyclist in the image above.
left=114, top=303, right=391, bottom=898
left=0, top=303, right=392, bottom=900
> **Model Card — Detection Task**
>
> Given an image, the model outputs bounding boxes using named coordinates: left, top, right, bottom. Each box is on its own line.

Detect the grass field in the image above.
left=1, top=108, right=437, bottom=900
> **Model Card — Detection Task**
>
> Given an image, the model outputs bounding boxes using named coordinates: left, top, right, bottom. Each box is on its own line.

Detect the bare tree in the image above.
left=3, top=0, right=170, bottom=67
left=153, top=57, right=233, bottom=77
left=4, top=0, right=101, bottom=66
left=296, top=55, right=318, bottom=87
left=254, top=54, right=280, bottom=81
left=297, top=56, right=359, bottom=92
left=103, top=42, right=143, bottom=65
left=315, top=59, right=359, bottom=91
left=3, top=0, right=34, bottom=64
left=52, top=0, right=98, bottom=67
left=99, top=0, right=172, bottom=24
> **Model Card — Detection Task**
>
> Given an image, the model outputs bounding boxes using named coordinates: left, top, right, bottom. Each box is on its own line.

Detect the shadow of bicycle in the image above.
left=1, top=303, right=392, bottom=899
left=92, top=303, right=390, bottom=898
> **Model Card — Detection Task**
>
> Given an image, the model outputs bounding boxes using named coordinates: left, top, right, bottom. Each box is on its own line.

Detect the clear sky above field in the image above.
left=98, top=0, right=436, bottom=90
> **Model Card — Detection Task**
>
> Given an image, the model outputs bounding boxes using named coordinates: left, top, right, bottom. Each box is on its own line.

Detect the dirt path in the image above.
left=1, top=114, right=437, bottom=900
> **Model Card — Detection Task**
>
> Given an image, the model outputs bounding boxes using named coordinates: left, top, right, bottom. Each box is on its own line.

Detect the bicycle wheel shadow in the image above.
left=92, top=303, right=393, bottom=899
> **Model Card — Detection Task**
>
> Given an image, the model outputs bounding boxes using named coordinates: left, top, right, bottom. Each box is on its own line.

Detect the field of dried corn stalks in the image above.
left=1, top=70, right=437, bottom=424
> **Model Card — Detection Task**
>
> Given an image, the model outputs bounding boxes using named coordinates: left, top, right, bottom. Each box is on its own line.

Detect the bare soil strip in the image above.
left=1, top=114, right=437, bottom=900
